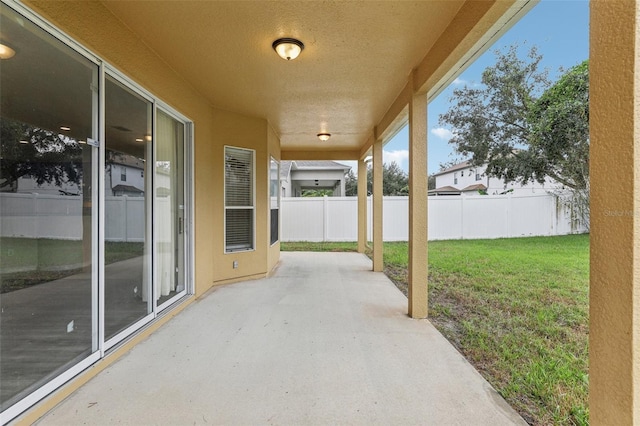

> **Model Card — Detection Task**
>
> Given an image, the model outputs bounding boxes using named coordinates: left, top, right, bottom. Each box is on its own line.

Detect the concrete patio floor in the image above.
left=36, top=252, right=526, bottom=425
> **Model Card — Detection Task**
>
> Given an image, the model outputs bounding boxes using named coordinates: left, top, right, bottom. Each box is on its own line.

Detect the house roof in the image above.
left=112, top=184, right=144, bottom=194
left=461, top=183, right=487, bottom=192
left=432, top=160, right=471, bottom=177
left=428, top=185, right=461, bottom=194
left=292, top=160, right=351, bottom=170
left=280, top=161, right=293, bottom=181
left=280, top=160, right=351, bottom=182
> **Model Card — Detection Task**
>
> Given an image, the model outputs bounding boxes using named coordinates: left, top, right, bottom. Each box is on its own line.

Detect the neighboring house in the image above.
left=105, top=152, right=145, bottom=196
left=430, top=160, right=559, bottom=196
left=280, top=160, right=351, bottom=197
left=2, top=152, right=146, bottom=197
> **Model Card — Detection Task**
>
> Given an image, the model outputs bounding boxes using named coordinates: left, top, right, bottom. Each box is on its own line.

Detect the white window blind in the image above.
left=225, top=147, right=254, bottom=252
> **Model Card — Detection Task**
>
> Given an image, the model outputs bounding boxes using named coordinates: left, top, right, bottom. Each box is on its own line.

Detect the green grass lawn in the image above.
left=1, top=238, right=144, bottom=293
left=282, top=235, right=590, bottom=425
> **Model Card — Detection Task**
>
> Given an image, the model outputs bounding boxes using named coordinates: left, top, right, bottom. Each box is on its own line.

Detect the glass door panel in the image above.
left=104, top=76, right=152, bottom=340
left=0, top=4, right=98, bottom=410
left=156, top=110, right=185, bottom=307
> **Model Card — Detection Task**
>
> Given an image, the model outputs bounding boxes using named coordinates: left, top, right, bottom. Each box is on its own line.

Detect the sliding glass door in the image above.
left=104, top=76, right=153, bottom=342
left=0, top=4, right=98, bottom=411
left=156, top=110, right=186, bottom=307
left=0, top=2, right=192, bottom=420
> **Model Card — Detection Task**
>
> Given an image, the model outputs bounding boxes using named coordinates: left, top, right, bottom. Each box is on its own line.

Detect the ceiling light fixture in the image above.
left=0, top=43, right=16, bottom=60
left=272, top=38, right=304, bottom=61
left=317, top=133, right=331, bottom=142
left=135, top=138, right=143, bottom=142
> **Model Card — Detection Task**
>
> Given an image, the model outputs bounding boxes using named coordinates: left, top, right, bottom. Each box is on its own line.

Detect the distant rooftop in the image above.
left=280, top=160, right=351, bottom=180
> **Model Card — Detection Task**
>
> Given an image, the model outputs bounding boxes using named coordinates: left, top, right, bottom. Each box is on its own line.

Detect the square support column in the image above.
left=357, top=159, right=368, bottom=253
left=590, top=1, right=640, bottom=423
left=408, top=92, right=428, bottom=318
left=372, top=139, right=383, bottom=272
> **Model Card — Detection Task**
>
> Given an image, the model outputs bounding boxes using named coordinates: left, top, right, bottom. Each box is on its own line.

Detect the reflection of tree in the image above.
left=0, top=118, right=83, bottom=190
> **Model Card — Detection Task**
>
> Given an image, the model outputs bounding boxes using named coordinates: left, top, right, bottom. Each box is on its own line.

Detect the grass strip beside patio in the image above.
left=282, top=235, right=589, bottom=425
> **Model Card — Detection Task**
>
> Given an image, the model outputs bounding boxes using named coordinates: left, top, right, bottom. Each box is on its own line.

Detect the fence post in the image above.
left=460, top=194, right=465, bottom=239
left=507, top=193, right=512, bottom=238
left=323, top=195, right=329, bottom=242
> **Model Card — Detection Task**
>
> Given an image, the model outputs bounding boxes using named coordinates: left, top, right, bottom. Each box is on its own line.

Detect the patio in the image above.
left=35, top=252, right=524, bottom=425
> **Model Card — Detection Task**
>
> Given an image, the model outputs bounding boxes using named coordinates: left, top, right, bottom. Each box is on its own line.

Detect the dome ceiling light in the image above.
left=0, top=43, right=16, bottom=60
left=317, top=133, right=331, bottom=142
left=272, top=38, right=304, bottom=61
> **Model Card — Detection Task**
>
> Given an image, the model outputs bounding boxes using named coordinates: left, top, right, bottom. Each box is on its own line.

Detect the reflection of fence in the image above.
left=281, top=194, right=588, bottom=242
left=0, top=193, right=145, bottom=242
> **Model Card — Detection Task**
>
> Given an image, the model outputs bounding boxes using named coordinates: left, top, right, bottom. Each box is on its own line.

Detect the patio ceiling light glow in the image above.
left=0, top=43, right=15, bottom=59
left=317, top=133, right=331, bottom=142
left=272, top=38, right=304, bottom=61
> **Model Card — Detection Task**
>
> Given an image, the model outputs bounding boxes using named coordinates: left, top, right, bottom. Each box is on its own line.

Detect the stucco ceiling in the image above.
left=99, top=1, right=512, bottom=157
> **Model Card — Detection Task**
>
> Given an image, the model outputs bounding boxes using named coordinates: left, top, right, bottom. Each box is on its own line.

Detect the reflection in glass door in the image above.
left=104, top=76, right=152, bottom=341
left=0, top=3, right=98, bottom=411
left=156, top=110, right=185, bottom=306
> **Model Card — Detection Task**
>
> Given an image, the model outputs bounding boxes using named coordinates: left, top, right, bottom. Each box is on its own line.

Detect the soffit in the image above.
left=100, top=1, right=465, bottom=155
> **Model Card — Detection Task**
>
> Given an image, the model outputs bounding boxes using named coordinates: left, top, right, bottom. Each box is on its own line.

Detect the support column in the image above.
left=408, top=92, right=428, bottom=318
left=590, top=1, right=640, bottom=424
left=357, top=158, right=368, bottom=253
left=372, top=139, right=383, bottom=272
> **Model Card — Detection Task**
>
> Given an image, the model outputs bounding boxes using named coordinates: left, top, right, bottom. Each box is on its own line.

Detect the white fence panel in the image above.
left=325, top=197, right=358, bottom=241
left=1, top=193, right=144, bottom=242
left=462, top=196, right=509, bottom=239
left=281, top=197, right=325, bottom=242
left=509, top=195, right=555, bottom=237
left=428, top=197, right=463, bottom=240
left=383, top=197, right=408, bottom=241
left=281, top=194, right=587, bottom=242
left=1, top=193, right=83, bottom=240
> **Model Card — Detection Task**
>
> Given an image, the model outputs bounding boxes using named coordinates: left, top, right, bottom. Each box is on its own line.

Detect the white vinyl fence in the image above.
left=1, top=193, right=145, bottom=242
left=1, top=193, right=586, bottom=243
left=281, top=194, right=587, bottom=242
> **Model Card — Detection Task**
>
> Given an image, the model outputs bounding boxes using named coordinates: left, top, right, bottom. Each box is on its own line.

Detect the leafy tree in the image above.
left=527, top=60, right=589, bottom=190
left=344, top=169, right=358, bottom=196
left=440, top=45, right=589, bottom=226
left=301, top=189, right=333, bottom=197
left=1, top=118, right=83, bottom=190
left=440, top=44, right=550, bottom=182
left=344, top=161, right=408, bottom=196
left=428, top=174, right=436, bottom=190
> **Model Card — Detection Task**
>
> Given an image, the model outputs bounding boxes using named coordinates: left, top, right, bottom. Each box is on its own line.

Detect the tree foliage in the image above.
left=344, top=161, right=408, bottom=196
left=527, top=60, right=589, bottom=190
left=440, top=45, right=589, bottom=192
left=1, top=118, right=83, bottom=190
left=440, top=45, right=589, bottom=227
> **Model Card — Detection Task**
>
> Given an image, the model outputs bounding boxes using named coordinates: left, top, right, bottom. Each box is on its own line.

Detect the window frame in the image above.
left=269, top=157, right=280, bottom=246
left=224, top=146, right=256, bottom=253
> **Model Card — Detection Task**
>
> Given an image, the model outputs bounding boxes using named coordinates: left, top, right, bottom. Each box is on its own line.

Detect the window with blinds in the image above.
left=225, top=146, right=255, bottom=252
left=270, top=157, right=280, bottom=245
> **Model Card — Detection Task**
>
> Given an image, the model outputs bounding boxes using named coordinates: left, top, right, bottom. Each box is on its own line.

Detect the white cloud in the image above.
left=383, top=149, right=409, bottom=171
left=430, top=127, right=454, bottom=140
left=453, top=77, right=467, bottom=85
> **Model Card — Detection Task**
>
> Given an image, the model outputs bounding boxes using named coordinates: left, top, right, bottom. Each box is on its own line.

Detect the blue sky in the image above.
left=359, top=0, right=589, bottom=175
